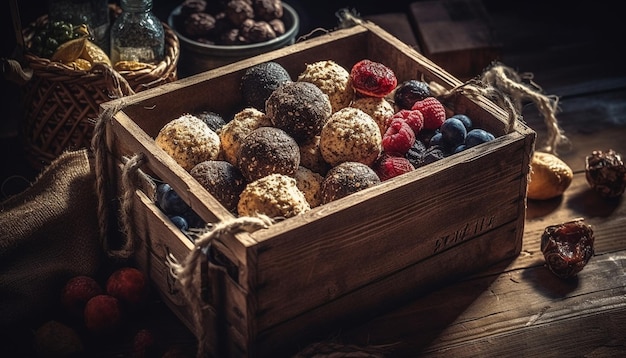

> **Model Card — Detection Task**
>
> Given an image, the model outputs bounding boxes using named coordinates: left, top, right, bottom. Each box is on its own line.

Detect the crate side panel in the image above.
left=255, top=219, right=523, bottom=356
left=252, top=134, right=531, bottom=330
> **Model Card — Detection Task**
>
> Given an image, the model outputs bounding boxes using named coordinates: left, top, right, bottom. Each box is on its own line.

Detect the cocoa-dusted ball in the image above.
left=241, top=61, right=292, bottom=111
left=320, top=161, right=381, bottom=204
left=237, top=126, right=300, bottom=181
left=266, top=81, right=332, bottom=143
left=190, top=160, right=247, bottom=213
left=253, top=0, right=283, bottom=21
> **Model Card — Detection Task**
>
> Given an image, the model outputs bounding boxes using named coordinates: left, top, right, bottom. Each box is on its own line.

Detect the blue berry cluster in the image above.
left=156, top=183, right=205, bottom=232
left=406, top=113, right=495, bottom=168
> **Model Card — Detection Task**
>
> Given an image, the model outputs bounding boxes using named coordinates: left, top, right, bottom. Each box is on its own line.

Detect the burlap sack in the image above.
left=0, top=149, right=104, bottom=328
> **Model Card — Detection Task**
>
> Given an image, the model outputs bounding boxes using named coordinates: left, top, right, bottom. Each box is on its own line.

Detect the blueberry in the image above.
left=465, top=129, right=495, bottom=148
left=393, top=80, right=431, bottom=110
left=429, top=132, right=443, bottom=147
left=157, top=183, right=189, bottom=215
left=440, top=117, right=467, bottom=148
left=454, top=144, right=467, bottom=153
left=451, top=114, right=473, bottom=131
left=169, top=215, right=189, bottom=231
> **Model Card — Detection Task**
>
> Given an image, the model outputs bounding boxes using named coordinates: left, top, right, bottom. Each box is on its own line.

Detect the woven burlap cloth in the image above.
left=0, top=149, right=104, bottom=328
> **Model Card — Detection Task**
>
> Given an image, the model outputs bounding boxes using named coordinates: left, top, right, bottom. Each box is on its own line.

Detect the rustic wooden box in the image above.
left=101, top=22, right=535, bottom=357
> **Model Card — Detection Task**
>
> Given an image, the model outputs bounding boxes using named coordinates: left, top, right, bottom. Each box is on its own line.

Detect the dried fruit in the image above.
left=585, top=149, right=626, bottom=198
left=51, top=37, right=87, bottom=63
left=540, top=218, right=594, bottom=279
left=60, top=275, right=103, bottom=319
left=350, top=59, right=397, bottom=98
left=393, top=79, right=431, bottom=110
left=411, top=97, right=446, bottom=130
left=528, top=151, right=573, bottom=200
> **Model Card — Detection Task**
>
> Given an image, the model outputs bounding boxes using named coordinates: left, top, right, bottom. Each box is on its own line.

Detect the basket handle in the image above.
left=92, top=62, right=136, bottom=98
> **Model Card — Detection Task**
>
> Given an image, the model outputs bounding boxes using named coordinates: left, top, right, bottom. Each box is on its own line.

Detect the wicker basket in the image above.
left=16, top=12, right=179, bottom=170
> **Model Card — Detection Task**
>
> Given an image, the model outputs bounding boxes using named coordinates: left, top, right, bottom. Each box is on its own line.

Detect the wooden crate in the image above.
left=101, top=22, right=535, bottom=357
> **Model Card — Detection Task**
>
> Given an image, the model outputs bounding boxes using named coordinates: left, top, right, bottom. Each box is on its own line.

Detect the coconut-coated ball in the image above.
left=155, top=114, right=221, bottom=171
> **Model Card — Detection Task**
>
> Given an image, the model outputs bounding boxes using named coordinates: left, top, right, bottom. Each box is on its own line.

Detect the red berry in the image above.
left=84, top=294, right=122, bottom=334
left=60, top=275, right=103, bottom=319
left=132, top=328, right=157, bottom=358
left=411, top=97, right=446, bottom=130
left=106, top=267, right=149, bottom=310
left=350, top=59, right=397, bottom=98
left=382, top=117, right=416, bottom=155
left=388, top=109, right=424, bottom=134
left=373, top=153, right=415, bottom=181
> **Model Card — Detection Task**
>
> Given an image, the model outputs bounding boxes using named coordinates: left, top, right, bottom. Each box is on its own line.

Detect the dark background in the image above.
left=1, top=0, right=623, bottom=195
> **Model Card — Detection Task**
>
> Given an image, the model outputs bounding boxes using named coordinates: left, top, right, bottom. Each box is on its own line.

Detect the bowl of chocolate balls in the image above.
left=169, top=0, right=300, bottom=77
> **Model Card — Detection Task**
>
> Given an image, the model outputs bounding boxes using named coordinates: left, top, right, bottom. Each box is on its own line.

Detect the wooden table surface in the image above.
left=2, top=1, right=625, bottom=357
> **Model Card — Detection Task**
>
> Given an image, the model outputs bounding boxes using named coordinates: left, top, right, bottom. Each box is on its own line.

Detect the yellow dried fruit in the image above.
left=528, top=151, right=573, bottom=200
left=65, top=58, right=92, bottom=70
left=80, top=40, right=111, bottom=66
left=114, top=60, right=156, bottom=71
left=51, top=37, right=87, bottom=63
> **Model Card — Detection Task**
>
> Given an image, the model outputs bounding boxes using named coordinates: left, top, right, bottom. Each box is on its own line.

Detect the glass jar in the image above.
left=109, top=0, right=165, bottom=65
left=47, top=0, right=110, bottom=52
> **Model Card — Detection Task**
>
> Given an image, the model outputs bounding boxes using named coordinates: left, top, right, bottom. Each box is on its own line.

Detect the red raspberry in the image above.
left=106, top=267, right=149, bottom=311
left=388, top=109, right=424, bottom=134
left=60, top=275, right=103, bottom=319
left=382, top=117, right=416, bottom=155
left=411, top=97, right=446, bottom=130
left=84, top=294, right=122, bottom=335
left=373, top=153, right=415, bottom=181
left=350, top=59, right=397, bottom=98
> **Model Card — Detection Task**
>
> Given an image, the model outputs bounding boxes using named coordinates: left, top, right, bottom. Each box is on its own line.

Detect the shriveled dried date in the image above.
left=540, top=218, right=594, bottom=279
left=585, top=149, right=626, bottom=198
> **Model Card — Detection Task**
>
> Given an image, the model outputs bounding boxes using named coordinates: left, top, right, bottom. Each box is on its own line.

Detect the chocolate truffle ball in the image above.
left=190, top=160, right=247, bottom=213
left=241, top=61, right=292, bottom=111
left=237, top=126, right=300, bottom=181
left=320, top=161, right=381, bottom=204
left=266, top=81, right=332, bottom=143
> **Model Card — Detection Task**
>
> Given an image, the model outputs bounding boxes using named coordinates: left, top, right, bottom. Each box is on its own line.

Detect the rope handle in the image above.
left=430, top=61, right=570, bottom=155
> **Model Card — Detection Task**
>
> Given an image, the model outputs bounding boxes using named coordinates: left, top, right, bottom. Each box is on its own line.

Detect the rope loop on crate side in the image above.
left=430, top=61, right=570, bottom=155
left=166, top=214, right=273, bottom=358
left=91, top=101, right=134, bottom=260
